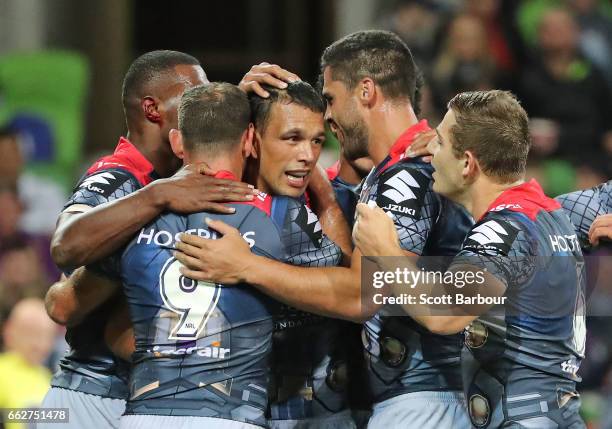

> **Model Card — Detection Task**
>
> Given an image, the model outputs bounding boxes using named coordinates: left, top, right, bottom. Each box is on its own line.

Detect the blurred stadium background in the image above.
left=0, top=0, right=610, bottom=427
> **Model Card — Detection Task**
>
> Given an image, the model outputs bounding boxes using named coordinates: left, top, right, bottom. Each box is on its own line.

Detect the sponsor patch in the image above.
left=463, top=218, right=519, bottom=256
left=77, top=170, right=131, bottom=197
left=376, top=167, right=429, bottom=219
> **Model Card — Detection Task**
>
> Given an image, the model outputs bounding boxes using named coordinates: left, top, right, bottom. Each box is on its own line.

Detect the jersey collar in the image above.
left=115, top=137, right=155, bottom=176
left=376, top=119, right=430, bottom=176
left=483, top=179, right=561, bottom=221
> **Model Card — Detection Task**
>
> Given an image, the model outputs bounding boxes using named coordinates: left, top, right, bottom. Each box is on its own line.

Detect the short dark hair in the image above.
left=122, top=50, right=200, bottom=111
left=320, top=30, right=418, bottom=104
left=447, top=90, right=530, bottom=183
left=178, top=83, right=250, bottom=155
left=249, top=81, right=325, bottom=133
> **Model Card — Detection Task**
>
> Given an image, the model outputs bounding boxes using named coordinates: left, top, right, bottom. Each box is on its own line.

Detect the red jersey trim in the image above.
left=483, top=179, right=561, bottom=221
left=326, top=161, right=340, bottom=181
left=218, top=170, right=273, bottom=216
left=380, top=120, right=430, bottom=174
left=86, top=137, right=155, bottom=186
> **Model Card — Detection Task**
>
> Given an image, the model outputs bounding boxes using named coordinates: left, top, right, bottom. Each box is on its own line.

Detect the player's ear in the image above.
left=142, top=96, right=162, bottom=123
left=250, top=124, right=261, bottom=159
left=357, top=78, right=376, bottom=107
left=242, top=124, right=255, bottom=158
left=169, top=129, right=185, bottom=159
left=462, top=150, right=479, bottom=182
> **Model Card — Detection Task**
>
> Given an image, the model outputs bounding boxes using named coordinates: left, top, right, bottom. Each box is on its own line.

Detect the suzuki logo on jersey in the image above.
left=296, top=205, right=323, bottom=248
left=464, top=219, right=519, bottom=256
left=137, top=227, right=256, bottom=248
left=550, top=234, right=579, bottom=252
left=79, top=171, right=129, bottom=196
left=376, top=167, right=428, bottom=219
left=381, top=170, right=420, bottom=203
left=468, top=221, right=509, bottom=246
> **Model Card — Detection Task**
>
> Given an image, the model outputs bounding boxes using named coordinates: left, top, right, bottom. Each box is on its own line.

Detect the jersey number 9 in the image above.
left=159, top=257, right=221, bottom=340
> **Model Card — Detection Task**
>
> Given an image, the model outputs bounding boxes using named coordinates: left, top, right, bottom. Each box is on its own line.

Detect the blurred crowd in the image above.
left=379, top=0, right=612, bottom=194
left=0, top=0, right=610, bottom=426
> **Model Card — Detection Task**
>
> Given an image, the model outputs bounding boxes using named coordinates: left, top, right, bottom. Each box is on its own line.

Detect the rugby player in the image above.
left=353, top=90, right=587, bottom=428
left=113, top=82, right=342, bottom=428
left=48, top=80, right=348, bottom=428
left=175, top=30, right=473, bottom=428
left=42, top=50, right=254, bottom=429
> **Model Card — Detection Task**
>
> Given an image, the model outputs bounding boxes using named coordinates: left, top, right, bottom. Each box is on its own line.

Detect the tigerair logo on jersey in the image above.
left=78, top=171, right=130, bottom=196
left=147, top=342, right=230, bottom=359
left=296, top=204, right=323, bottom=248
left=561, top=358, right=580, bottom=376
left=463, top=219, right=519, bottom=256
left=376, top=167, right=428, bottom=219
left=136, top=227, right=256, bottom=248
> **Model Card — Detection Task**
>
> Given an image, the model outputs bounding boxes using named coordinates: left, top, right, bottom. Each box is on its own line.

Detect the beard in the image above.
left=340, top=115, right=369, bottom=161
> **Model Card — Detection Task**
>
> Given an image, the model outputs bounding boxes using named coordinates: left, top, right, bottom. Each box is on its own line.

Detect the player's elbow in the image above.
left=50, top=234, right=83, bottom=271
left=342, top=299, right=376, bottom=323
left=423, top=317, right=465, bottom=335
left=45, top=284, right=80, bottom=327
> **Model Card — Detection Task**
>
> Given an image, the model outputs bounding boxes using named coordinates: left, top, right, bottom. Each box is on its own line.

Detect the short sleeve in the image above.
left=64, top=169, right=142, bottom=210
left=374, top=164, right=439, bottom=255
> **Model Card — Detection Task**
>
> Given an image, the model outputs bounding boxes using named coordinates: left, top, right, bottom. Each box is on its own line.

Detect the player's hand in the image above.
left=405, top=130, right=435, bottom=162
left=239, top=62, right=300, bottom=97
left=353, top=202, right=402, bottom=257
left=589, top=214, right=612, bottom=246
left=152, top=163, right=256, bottom=214
left=174, top=219, right=252, bottom=284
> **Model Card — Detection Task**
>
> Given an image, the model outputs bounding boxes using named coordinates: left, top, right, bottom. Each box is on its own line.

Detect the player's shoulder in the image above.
left=375, top=158, right=435, bottom=220
left=462, top=210, right=524, bottom=257
left=74, top=167, right=141, bottom=197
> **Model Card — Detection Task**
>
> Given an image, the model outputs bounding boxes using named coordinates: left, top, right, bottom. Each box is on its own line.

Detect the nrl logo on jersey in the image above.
left=376, top=168, right=428, bottom=219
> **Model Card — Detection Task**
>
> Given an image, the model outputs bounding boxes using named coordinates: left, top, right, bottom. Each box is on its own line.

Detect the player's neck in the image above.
left=368, top=102, right=419, bottom=165
left=467, top=177, right=525, bottom=220
left=184, top=152, right=243, bottom=180
left=127, top=130, right=178, bottom=178
left=337, top=156, right=363, bottom=185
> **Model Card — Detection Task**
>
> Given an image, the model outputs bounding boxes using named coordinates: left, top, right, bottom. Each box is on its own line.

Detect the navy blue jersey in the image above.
left=52, top=138, right=156, bottom=399
left=268, top=198, right=346, bottom=421
left=119, top=189, right=283, bottom=425
left=557, top=180, right=612, bottom=249
left=452, top=180, right=586, bottom=428
left=358, top=121, right=473, bottom=402
left=118, top=188, right=342, bottom=425
left=326, top=162, right=360, bottom=228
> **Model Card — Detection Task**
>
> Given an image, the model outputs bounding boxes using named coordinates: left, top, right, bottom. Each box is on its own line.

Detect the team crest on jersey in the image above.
left=463, top=219, right=519, bottom=256
left=376, top=168, right=428, bottom=219
left=295, top=204, right=323, bottom=248
left=77, top=170, right=131, bottom=197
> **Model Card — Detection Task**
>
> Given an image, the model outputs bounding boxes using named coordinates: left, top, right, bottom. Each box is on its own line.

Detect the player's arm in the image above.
left=104, top=297, right=135, bottom=361
left=51, top=163, right=255, bottom=271
left=353, top=202, right=506, bottom=334
left=307, top=164, right=353, bottom=261
left=45, top=267, right=121, bottom=327
left=174, top=219, right=374, bottom=322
